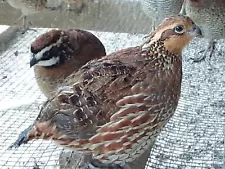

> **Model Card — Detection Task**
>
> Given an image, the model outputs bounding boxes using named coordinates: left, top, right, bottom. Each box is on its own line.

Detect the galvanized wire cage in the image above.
left=0, top=0, right=225, bottom=168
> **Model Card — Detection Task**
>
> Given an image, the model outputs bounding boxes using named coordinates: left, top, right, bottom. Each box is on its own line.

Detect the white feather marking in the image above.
left=141, top=43, right=150, bottom=51
left=129, top=133, right=141, bottom=142
left=107, top=154, right=121, bottom=162
left=67, top=140, right=80, bottom=146
left=122, top=142, right=130, bottom=147
left=58, top=134, right=68, bottom=139
left=121, top=103, right=144, bottom=108
left=130, top=111, right=148, bottom=122
left=35, top=57, right=60, bottom=67
left=51, top=125, right=57, bottom=132
left=57, top=86, right=73, bottom=94
left=33, top=37, right=63, bottom=60
left=89, top=141, right=113, bottom=150
left=111, top=103, right=145, bottom=121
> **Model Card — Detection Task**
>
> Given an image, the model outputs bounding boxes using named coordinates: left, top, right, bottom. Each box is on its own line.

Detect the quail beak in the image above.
left=30, top=55, right=38, bottom=68
left=188, top=25, right=203, bottom=37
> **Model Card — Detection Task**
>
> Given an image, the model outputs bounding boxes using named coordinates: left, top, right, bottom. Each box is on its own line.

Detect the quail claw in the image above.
left=190, top=40, right=216, bottom=64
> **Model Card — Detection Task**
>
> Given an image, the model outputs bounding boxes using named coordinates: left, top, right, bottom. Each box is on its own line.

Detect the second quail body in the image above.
left=140, top=0, right=184, bottom=31
left=183, top=0, right=225, bottom=62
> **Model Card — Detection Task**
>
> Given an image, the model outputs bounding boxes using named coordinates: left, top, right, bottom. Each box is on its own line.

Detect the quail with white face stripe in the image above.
left=30, top=29, right=106, bottom=98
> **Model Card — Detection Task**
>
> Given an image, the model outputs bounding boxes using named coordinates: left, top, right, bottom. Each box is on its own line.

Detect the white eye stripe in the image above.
left=33, top=45, right=53, bottom=60
left=32, top=36, right=63, bottom=60
left=35, top=57, right=60, bottom=67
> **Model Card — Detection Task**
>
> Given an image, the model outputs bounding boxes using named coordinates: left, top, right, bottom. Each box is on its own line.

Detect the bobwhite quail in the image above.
left=30, top=29, right=106, bottom=98
left=10, top=15, right=202, bottom=168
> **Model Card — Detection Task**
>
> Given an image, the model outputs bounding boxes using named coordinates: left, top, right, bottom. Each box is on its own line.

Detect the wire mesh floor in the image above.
left=0, top=27, right=225, bottom=169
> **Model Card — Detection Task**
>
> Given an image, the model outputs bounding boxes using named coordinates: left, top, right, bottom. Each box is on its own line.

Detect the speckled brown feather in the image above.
left=32, top=29, right=106, bottom=98
left=12, top=15, right=202, bottom=167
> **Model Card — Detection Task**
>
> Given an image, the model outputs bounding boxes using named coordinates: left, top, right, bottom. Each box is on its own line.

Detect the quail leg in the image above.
left=13, top=15, right=37, bottom=34
left=190, top=39, right=216, bottom=63
left=21, top=15, right=37, bottom=34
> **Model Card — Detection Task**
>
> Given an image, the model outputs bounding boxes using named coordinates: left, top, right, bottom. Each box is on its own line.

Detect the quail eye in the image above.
left=174, top=25, right=184, bottom=34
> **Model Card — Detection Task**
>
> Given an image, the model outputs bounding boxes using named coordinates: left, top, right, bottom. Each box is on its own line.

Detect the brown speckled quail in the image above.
left=140, top=0, right=184, bottom=31
left=30, top=29, right=106, bottom=98
left=10, top=15, right=202, bottom=169
left=181, top=0, right=225, bottom=62
left=5, top=0, right=61, bottom=32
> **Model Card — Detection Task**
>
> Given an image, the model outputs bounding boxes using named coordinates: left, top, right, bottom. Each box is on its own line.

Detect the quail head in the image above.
left=10, top=15, right=202, bottom=168
left=140, top=0, right=184, bottom=31
left=30, top=29, right=106, bottom=98
left=181, top=0, right=225, bottom=62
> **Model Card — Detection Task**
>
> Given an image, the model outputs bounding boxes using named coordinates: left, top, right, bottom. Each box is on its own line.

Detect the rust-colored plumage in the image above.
left=10, top=15, right=202, bottom=168
left=181, top=0, right=225, bottom=62
left=30, top=29, right=106, bottom=98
